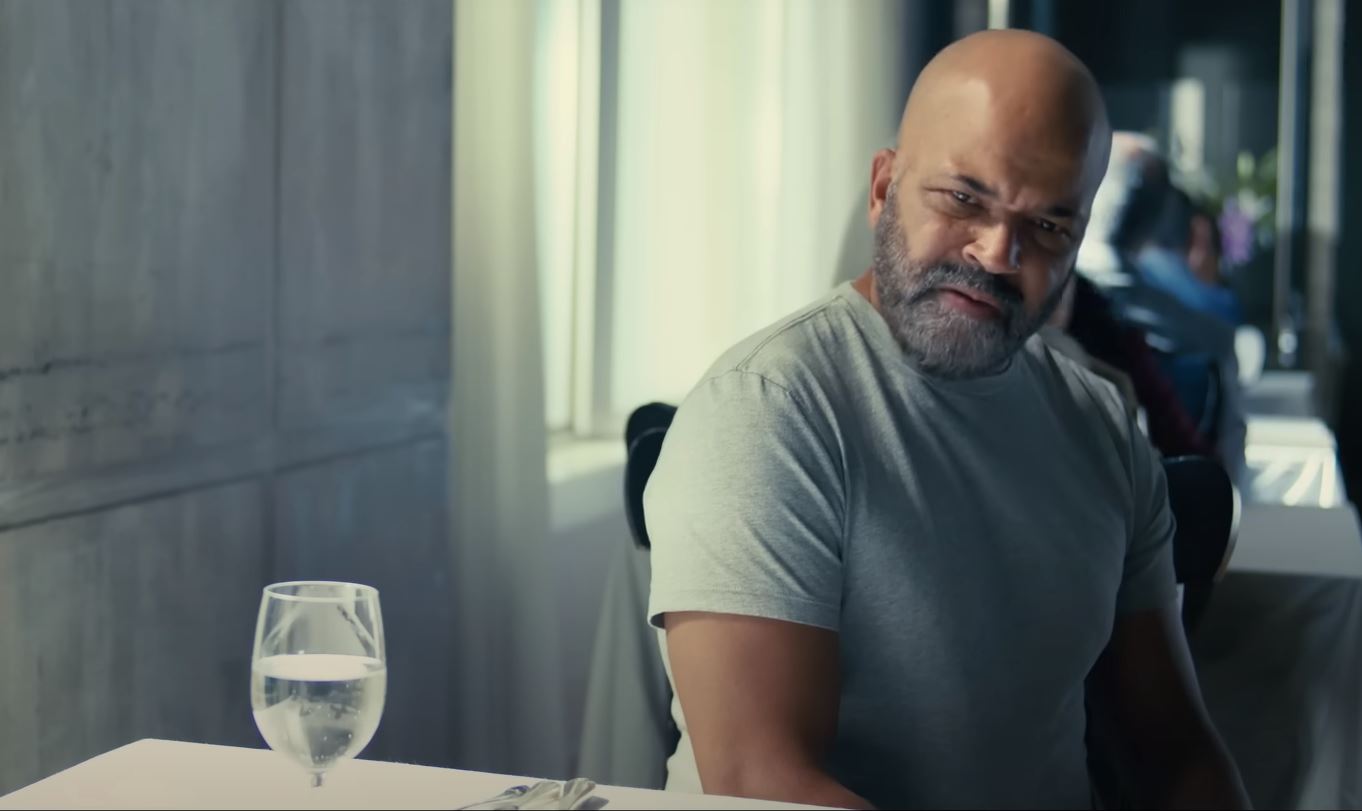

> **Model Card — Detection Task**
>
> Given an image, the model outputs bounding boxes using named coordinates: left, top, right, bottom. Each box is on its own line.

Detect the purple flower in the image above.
left=1219, top=198, right=1256, bottom=267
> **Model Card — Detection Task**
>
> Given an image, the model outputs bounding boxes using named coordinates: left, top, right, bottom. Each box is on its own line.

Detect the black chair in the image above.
left=623, top=402, right=678, bottom=551
left=1163, top=454, right=1240, bottom=630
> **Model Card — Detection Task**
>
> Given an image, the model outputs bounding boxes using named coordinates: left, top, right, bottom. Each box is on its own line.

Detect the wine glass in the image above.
left=250, top=581, right=387, bottom=788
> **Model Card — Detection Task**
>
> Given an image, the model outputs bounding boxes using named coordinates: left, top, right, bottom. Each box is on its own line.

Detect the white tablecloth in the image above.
left=0, top=739, right=820, bottom=810
left=1190, top=404, right=1362, bottom=808
left=1191, top=572, right=1362, bottom=809
left=1231, top=503, right=1362, bottom=578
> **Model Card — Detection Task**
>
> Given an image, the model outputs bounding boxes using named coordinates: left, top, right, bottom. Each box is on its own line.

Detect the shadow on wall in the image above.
left=832, top=185, right=875, bottom=288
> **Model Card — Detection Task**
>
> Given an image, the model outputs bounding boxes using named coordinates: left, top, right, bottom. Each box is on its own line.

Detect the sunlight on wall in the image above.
left=608, top=0, right=907, bottom=413
left=534, top=0, right=582, bottom=429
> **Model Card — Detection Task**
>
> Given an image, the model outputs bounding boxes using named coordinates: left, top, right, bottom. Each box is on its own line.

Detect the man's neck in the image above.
left=851, top=269, right=879, bottom=311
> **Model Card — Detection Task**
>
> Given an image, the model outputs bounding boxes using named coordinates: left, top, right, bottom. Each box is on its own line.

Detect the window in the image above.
left=536, top=0, right=910, bottom=437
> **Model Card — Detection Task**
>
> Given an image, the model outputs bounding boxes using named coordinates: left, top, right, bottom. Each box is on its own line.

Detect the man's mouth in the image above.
left=936, top=285, right=1004, bottom=319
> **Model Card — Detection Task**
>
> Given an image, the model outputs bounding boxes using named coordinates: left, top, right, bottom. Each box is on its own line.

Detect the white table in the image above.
left=1242, top=371, right=1315, bottom=419
left=0, top=739, right=819, bottom=810
left=1235, top=410, right=1362, bottom=579
left=1230, top=502, right=1362, bottom=579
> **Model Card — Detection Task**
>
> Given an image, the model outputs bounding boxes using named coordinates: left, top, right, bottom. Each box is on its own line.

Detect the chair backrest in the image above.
left=1162, top=455, right=1239, bottom=585
left=622, top=405, right=1238, bottom=626
left=1162, top=454, right=1240, bottom=632
left=1153, top=351, right=1224, bottom=441
left=624, top=403, right=678, bottom=550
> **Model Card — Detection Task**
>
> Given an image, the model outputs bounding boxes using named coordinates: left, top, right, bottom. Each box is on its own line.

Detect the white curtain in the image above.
left=450, top=0, right=568, bottom=779
left=607, top=0, right=910, bottom=414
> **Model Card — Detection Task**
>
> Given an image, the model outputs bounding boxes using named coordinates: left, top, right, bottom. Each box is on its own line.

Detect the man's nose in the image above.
left=962, top=221, right=1022, bottom=276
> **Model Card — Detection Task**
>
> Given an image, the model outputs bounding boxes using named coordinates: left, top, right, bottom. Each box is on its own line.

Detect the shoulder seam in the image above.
left=696, top=366, right=800, bottom=406
left=731, top=305, right=834, bottom=373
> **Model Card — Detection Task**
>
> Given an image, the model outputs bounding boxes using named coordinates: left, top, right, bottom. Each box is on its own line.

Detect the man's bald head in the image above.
left=858, top=30, right=1113, bottom=379
left=896, top=30, right=1111, bottom=204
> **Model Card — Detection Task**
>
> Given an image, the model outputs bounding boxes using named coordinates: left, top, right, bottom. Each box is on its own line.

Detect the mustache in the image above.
left=907, top=263, right=1023, bottom=309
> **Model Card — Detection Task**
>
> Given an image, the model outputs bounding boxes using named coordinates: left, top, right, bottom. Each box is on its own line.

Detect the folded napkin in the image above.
left=458, top=778, right=606, bottom=810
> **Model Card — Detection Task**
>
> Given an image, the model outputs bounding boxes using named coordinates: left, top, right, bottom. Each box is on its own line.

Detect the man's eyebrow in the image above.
left=951, top=174, right=994, bottom=196
left=949, top=173, right=1081, bottom=221
left=1044, top=201, right=1080, bottom=220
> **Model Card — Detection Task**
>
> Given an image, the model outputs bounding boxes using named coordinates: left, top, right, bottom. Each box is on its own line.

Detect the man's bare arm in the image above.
left=665, top=611, right=872, bottom=809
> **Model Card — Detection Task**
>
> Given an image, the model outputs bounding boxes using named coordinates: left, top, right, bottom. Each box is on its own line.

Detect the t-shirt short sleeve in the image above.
left=1116, top=429, right=1179, bottom=615
left=645, top=370, right=846, bottom=632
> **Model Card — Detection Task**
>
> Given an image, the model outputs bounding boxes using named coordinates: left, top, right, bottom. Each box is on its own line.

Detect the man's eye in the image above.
left=951, top=191, right=976, bottom=206
left=1032, top=219, right=1072, bottom=252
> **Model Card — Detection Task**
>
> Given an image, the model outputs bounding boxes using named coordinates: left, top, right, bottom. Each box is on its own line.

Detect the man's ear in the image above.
left=868, top=148, right=897, bottom=228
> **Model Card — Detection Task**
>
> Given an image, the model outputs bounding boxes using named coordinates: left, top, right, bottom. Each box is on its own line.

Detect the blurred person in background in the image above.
left=1138, top=187, right=1243, bottom=326
left=1078, top=133, right=1247, bottom=484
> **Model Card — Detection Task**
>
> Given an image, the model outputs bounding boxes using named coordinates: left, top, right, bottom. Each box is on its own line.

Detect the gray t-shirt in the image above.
left=645, top=282, right=1176, bottom=809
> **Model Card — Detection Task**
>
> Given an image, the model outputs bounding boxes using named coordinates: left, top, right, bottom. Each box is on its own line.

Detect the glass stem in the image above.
left=312, top=772, right=324, bottom=789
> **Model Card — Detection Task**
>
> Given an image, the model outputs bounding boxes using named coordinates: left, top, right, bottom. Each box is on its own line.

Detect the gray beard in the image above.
left=871, top=188, right=1068, bottom=379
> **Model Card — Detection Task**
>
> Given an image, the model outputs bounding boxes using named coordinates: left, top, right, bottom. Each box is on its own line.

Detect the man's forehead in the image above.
left=908, top=82, right=1099, bottom=157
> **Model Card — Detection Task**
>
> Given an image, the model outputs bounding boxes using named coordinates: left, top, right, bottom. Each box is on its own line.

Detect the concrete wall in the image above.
left=0, top=0, right=453, bottom=792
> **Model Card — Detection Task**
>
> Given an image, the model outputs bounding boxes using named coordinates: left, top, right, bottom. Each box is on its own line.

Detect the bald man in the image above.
left=645, top=31, right=1248, bottom=809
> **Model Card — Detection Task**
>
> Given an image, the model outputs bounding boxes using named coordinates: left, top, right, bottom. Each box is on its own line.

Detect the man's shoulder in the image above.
left=695, top=288, right=858, bottom=402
